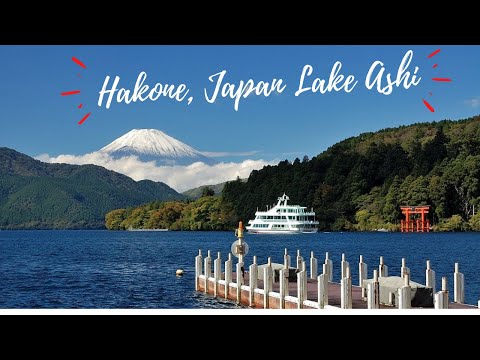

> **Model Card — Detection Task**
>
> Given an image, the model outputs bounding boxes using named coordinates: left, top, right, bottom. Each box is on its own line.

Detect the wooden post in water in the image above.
left=434, top=277, right=449, bottom=309
left=249, top=256, right=258, bottom=307
left=341, top=265, right=352, bottom=309
left=367, top=269, right=380, bottom=309
left=400, top=258, right=410, bottom=279
left=398, top=273, right=411, bottom=309
left=204, top=250, right=212, bottom=294
left=284, top=248, right=291, bottom=270
left=325, top=252, right=333, bottom=282
left=195, top=249, right=203, bottom=291
left=426, top=260, right=436, bottom=295
left=224, top=253, right=232, bottom=300
left=310, top=251, right=318, bottom=280
left=213, top=252, right=221, bottom=297
left=379, top=256, right=388, bottom=278
left=263, top=266, right=272, bottom=309
left=359, top=255, right=367, bottom=300
left=454, top=263, right=465, bottom=304
left=297, top=270, right=306, bottom=309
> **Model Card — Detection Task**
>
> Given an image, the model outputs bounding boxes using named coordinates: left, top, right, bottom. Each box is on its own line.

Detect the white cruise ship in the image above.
left=246, top=194, right=319, bottom=234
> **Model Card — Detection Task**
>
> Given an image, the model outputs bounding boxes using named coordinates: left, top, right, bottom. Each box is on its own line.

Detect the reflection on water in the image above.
left=0, top=230, right=479, bottom=308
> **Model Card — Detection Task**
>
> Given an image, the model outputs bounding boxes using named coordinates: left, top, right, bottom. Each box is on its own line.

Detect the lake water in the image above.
left=0, top=230, right=479, bottom=308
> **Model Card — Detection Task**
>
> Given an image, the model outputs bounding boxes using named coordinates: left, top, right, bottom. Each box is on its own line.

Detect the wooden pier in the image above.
left=195, top=250, right=478, bottom=310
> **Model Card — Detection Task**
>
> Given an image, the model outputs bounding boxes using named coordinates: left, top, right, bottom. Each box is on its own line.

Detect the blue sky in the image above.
left=1, top=45, right=479, bottom=170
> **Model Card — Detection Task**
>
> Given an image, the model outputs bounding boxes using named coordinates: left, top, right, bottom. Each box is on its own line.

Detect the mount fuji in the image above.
left=99, top=129, right=217, bottom=166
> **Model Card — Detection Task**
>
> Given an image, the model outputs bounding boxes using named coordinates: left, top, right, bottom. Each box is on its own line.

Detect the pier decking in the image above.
left=194, top=250, right=477, bottom=310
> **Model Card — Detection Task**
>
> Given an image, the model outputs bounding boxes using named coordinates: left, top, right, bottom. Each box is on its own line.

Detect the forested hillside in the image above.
left=222, top=115, right=480, bottom=231
left=0, top=148, right=184, bottom=229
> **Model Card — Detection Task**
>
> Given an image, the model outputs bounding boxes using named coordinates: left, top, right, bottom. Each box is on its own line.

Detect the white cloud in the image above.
left=35, top=152, right=275, bottom=193
left=200, top=150, right=260, bottom=157
left=465, top=96, right=480, bottom=108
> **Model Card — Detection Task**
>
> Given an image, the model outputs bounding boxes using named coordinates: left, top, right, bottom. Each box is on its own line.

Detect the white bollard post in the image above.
left=426, top=260, right=436, bottom=295
left=367, top=269, right=380, bottom=309
left=341, top=254, right=349, bottom=280
left=317, top=274, right=327, bottom=309
left=398, top=273, right=411, bottom=309
left=379, top=256, right=388, bottom=278
left=264, top=266, right=272, bottom=309
left=224, top=253, right=232, bottom=299
left=434, top=277, right=449, bottom=309
left=400, top=258, right=410, bottom=279
left=236, top=261, right=244, bottom=304
left=297, top=271, right=306, bottom=309
left=279, top=269, right=286, bottom=309
left=341, top=266, right=352, bottom=309
left=249, top=256, right=258, bottom=307
left=284, top=248, right=291, bottom=270
left=213, top=252, right=221, bottom=297
left=284, top=256, right=289, bottom=297
left=454, top=263, right=465, bottom=304
left=268, top=258, right=273, bottom=291
left=301, top=262, right=307, bottom=301
left=359, top=255, right=367, bottom=300
left=325, top=252, right=333, bottom=282
left=204, top=250, right=212, bottom=294
left=195, top=249, right=203, bottom=291
left=296, top=250, right=303, bottom=270
left=310, top=251, right=318, bottom=280
left=322, top=263, right=329, bottom=306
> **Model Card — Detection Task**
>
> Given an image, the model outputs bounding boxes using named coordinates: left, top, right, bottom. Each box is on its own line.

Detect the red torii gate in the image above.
left=400, top=206, right=431, bottom=232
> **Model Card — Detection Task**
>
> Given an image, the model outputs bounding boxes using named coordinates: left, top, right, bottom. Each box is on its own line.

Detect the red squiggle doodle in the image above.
left=78, top=112, right=91, bottom=125
left=78, top=104, right=83, bottom=109
left=72, top=57, right=87, bottom=69
left=428, top=49, right=441, bottom=58
left=423, top=99, right=435, bottom=112
left=433, top=64, right=438, bottom=69
left=61, top=90, right=80, bottom=96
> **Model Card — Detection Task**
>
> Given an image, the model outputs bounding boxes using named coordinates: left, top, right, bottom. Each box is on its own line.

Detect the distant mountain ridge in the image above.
left=99, top=129, right=217, bottom=166
left=182, top=179, right=247, bottom=199
left=0, top=147, right=185, bottom=229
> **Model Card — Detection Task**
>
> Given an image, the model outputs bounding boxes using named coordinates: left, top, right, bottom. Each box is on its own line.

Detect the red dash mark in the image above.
left=61, top=90, right=81, bottom=96
left=78, top=104, right=83, bottom=109
left=72, top=57, right=87, bottom=69
left=78, top=112, right=91, bottom=125
left=423, top=99, right=435, bottom=112
left=433, top=64, right=438, bottom=69
left=428, top=49, right=441, bottom=58
left=432, top=78, right=452, bottom=82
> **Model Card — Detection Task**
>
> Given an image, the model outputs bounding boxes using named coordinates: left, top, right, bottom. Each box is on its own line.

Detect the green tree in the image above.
left=105, top=209, right=127, bottom=230
left=201, top=186, right=215, bottom=197
left=468, top=213, right=480, bottom=231
left=436, top=215, right=467, bottom=232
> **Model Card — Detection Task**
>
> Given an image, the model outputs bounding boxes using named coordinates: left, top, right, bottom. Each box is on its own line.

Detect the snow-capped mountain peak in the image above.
left=99, top=129, right=217, bottom=166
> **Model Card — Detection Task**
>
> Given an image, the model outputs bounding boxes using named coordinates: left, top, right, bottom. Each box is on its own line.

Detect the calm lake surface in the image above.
left=0, top=231, right=479, bottom=308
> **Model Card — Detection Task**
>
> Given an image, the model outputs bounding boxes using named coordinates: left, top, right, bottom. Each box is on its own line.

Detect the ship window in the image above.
left=281, top=216, right=286, bottom=220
